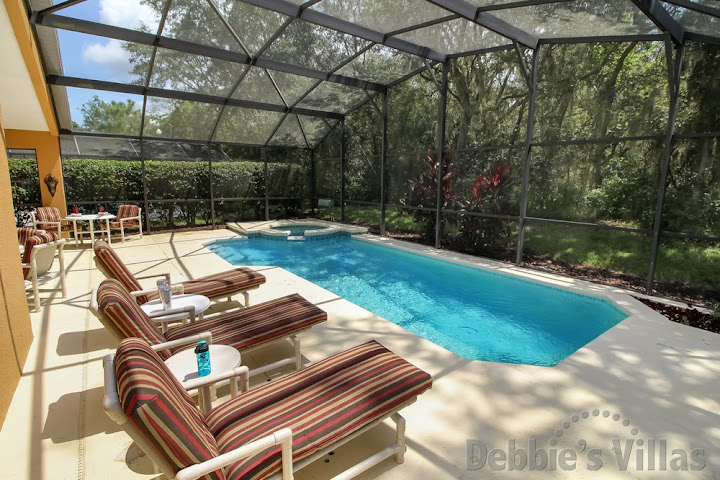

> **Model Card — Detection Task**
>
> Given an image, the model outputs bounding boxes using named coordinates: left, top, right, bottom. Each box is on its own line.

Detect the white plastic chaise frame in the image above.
left=22, top=238, right=67, bottom=312
left=103, top=346, right=412, bottom=480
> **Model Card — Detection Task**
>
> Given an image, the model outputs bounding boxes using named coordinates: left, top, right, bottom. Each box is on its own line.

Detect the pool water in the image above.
left=270, top=225, right=327, bottom=236
left=208, top=236, right=627, bottom=366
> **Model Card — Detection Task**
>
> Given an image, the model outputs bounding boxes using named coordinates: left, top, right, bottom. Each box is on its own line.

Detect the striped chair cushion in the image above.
left=109, top=219, right=139, bottom=228
left=36, top=206, right=61, bottom=223
left=21, top=232, right=60, bottom=279
left=204, top=340, right=433, bottom=480
left=109, top=205, right=140, bottom=228
left=163, top=294, right=327, bottom=355
left=94, top=240, right=148, bottom=303
left=118, top=204, right=140, bottom=219
left=96, top=279, right=170, bottom=359
left=17, top=227, right=39, bottom=245
left=145, top=268, right=267, bottom=303
left=114, top=338, right=225, bottom=480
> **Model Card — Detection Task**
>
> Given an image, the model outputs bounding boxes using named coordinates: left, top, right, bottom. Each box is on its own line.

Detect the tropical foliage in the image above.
left=59, top=157, right=308, bottom=227
left=31, top=27, right=719, bottom=296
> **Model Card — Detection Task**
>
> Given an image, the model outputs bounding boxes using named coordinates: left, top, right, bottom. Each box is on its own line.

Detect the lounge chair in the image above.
left=104, top=337, right=432, bottom=480
left=108, top=204, right=143, bottom=243
left=21, top=232, right=66, bottom=311
left=93, top=240, right=265, bottom=307
left=90, top=278, right=327, bottom=377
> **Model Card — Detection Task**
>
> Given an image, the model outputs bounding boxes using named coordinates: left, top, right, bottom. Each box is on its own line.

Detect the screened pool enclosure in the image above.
left=13, top=0, right=720, bottom=299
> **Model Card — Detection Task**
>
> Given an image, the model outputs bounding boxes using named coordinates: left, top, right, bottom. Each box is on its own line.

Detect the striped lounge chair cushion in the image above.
left=96, top=279, right=170, bottom=357
left=114, top=338, right=226, bottom=480
left=96, top=279, right=327, bottom=360
left=94, top=241, right=148, bottom=302
left=204, top=340, right=433, bottom=480
left=144, top=268, right=267, bottom=303
left=163, top=293, right=327, bottom=355
left=21, top=232, right=60, bottom=279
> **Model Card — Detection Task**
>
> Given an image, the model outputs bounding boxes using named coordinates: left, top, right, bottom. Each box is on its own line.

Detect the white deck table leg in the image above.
left=72, top=220, right=79, bottom=246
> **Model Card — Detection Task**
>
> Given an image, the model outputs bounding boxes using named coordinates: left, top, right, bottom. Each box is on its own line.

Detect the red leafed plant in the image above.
left=460, top=163, right=514, bottom=251
left=408, top=149, right=456, bottom=207
left=466, top=164, right=512, bottom=212
left=406, top=149, right=457, bottom=239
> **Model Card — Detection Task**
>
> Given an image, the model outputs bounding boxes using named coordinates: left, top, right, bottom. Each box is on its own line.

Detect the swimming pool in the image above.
left=208, top=236, right=627, bottom=366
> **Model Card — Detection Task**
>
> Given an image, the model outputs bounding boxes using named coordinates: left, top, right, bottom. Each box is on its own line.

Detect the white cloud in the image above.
left=82, top=39, right=133, bottom=80
left=99, top=0, right=158, bottom=31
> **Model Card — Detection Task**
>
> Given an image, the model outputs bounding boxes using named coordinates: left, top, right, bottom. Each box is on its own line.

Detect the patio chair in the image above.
left=103, top=337, right=432, bottom=480
left=21, top=232, right=67, bottom=312
left=31, top=206, right=74, bottom=238
left=93, top=240, right=265, bottom=307
left=108, top=204, right=143, bottom=243
left=90, top=278, right=327, bottom=377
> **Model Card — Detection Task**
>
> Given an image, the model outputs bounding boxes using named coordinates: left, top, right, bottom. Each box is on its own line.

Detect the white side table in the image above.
left=164, top=344, right=241, bottom=409
left=141, top=294, right=211, bottom=332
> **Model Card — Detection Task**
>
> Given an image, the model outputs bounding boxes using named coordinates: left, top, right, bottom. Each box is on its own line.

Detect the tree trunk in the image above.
left=589, top=43, right=637, bottom=188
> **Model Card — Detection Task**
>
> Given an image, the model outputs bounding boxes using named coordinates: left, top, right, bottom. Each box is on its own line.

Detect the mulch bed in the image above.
left=632, top=296, right=720, bottom=334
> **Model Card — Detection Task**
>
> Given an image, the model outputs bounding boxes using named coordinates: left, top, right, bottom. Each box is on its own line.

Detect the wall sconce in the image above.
left=43, top=173, right=59, bottom=197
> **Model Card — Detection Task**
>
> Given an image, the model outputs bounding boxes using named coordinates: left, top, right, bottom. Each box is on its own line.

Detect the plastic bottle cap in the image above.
left=195, top=341, right=209, bottom=354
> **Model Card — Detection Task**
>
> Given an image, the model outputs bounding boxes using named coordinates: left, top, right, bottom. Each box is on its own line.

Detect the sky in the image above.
left=55, top=0, right=157, bottom=126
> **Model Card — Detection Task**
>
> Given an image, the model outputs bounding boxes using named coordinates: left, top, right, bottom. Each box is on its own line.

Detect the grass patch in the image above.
left=308, top=210, right=719, bottom=295
left=524, top=223, right=720, bottom=290
left=656, top=238, right=720, bottom=288
left=315, top=205, right=423, bottom=233
left=524, top=223, right=651, bottom=275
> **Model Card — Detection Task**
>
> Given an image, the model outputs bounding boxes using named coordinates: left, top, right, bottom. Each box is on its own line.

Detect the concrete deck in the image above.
left=1, top=228, right=718, bottom=479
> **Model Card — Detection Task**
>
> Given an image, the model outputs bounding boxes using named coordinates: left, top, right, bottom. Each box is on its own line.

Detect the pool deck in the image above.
left=1, top=226, right=718, bottom=479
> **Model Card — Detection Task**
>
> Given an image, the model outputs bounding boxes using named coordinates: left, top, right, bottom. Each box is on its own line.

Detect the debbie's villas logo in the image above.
left=467, top=409, right=706, bottom=473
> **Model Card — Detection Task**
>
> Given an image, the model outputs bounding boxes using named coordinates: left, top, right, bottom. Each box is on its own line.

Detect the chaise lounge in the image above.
left=91, top=279, right=327, bottom=376
left=93, top=240, right=265, bottom=307
left=104, top=337, right=432, bottom=480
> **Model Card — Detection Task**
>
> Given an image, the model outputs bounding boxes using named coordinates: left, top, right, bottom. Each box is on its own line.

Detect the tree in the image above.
left=79, top=96, right=142, bottom=135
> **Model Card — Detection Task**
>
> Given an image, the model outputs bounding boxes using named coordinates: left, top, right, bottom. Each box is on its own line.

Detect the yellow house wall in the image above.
left=6, top=129, right=66, bottom=215
left=0, top=112, right=34, bottom=427
left=0, top=0, right=64, bottom=426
